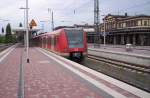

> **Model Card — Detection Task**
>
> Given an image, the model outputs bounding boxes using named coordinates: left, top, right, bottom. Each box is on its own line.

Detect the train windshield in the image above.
left=65, top=29, right=84, bottom=48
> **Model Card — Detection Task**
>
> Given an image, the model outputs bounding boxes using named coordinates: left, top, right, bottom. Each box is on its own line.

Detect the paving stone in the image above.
left=0, top=47, right=22, bottom=98
left=24, top=48, right=103, bottom=98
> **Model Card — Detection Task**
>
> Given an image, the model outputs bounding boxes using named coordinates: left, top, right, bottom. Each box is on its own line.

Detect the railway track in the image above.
left=87, top=54, right=150, bottom=75
left=81, top=54, right=150, bottom=92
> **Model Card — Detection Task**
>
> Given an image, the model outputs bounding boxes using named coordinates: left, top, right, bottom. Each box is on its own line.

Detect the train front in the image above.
left=65, top=28, right=87, bottom=60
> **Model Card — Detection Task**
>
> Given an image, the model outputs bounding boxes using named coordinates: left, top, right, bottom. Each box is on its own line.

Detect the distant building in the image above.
left=12, top=27, right=40, bottom=42
left=100, top=13, right=150, bottom=46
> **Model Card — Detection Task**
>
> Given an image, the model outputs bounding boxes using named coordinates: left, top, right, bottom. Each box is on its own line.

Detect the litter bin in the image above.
left=125, top=44, right=133, bottom=52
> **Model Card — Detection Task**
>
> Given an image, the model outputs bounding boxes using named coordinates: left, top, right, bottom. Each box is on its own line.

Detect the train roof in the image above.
left=33, top=28, right=84, bottom=38
left=63, top=28, right=83, bottom=31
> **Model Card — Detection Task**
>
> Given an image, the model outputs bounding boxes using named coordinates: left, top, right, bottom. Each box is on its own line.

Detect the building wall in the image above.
left=99, top=14, right=150, bottom=46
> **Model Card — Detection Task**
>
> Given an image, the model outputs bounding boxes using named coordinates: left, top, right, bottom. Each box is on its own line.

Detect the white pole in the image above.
left=24, top=9, right=26, bottom=49
left=104, top=19, right=106, bottom=47
left=26, top=0, right=29, bottom=63
left=23, top=9, right=26, bottom=49
left=24, top=10, right=26, bottom=28
left=19, top=7, right=26, bottom=48
left=51, top=11, right=54, bottom=31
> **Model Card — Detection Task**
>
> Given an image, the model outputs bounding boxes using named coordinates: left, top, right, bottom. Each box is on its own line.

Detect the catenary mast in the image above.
left=94, top=0, right=100, bottom=45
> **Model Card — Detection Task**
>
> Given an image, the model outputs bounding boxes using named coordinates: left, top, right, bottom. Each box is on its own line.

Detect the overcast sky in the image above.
left=0, top=0, right=150, bottom=32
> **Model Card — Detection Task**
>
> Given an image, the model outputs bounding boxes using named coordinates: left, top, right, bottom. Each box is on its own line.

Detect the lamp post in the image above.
left=26, top=0, right=29, bottom=63
left=48, top=8, right=54, bottom=31
left=101, top=15, right=106, bottom=47
left=19, top=7, right=26, bottom=27
left=104, top=18, right=106, bottom=47
left=60, top=20, right=72, bottom=24
left=20, top=7, right=26, bottom=49
left=0, top=19, right=9, bottom=21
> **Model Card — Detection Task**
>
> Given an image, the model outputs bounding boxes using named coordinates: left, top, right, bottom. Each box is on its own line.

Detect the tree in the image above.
left=5, top=23, right=12, bottom=43
left=2, top=27, right=4, bottom=33
left=19, top=22, right=23, bottom=27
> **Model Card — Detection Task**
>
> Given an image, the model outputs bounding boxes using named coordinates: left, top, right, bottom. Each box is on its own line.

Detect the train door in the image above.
left=45, top=36, right=48, bottom=49
left=47, top=36, right=51, bottom=49
left=42, top=37, right=44, bottom=48
left=51, top=35, right=54, bottom=51
left=55, top=35, right=59, bottom=51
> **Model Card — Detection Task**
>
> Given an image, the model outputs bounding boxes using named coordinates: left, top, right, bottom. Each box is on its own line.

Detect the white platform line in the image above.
left=41, top=48, right=150, bottom=98
left=0, top=46, right=15, bottom=63
left=0, top=45, right=15, bottom=57
left=37, top=48, right=129, bottom=98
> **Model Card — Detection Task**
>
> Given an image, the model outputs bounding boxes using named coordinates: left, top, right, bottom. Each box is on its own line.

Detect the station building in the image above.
left=12, top=27, right=40, bottom=43
left=54, top=14, right=150, bottom=46
left=100, top=13, right=150, bottom=46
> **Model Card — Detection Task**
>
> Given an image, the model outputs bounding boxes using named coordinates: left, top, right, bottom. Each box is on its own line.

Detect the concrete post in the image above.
left=113, top=35, right=117, bottom=45
left=121, top=35, right=125, bottom=45
left=127, top=35, right=130, bottom=44
left=140, top=35, right=144, bottom=46
left=133, top=34, right=136, bottom=45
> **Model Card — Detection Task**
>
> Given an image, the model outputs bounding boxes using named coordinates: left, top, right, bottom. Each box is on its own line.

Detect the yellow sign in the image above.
left=30, top=19, right=37, bottom=27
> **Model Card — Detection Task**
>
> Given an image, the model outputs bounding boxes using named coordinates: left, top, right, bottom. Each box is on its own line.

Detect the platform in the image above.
left=0, top=45, right=150, bottom=98
left=88, top=44, right=150, bottom=67
left=88, top=44, right=150, bottom=56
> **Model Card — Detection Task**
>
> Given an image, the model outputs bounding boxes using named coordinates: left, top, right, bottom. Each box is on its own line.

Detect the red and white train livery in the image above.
left=32, top=28, right=87, bottom=60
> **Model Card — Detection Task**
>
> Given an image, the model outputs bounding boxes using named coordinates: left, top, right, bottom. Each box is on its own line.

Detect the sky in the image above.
left=0, top=0, right=150, bottom=33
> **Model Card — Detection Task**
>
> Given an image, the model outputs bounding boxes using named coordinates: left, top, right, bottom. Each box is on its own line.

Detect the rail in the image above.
left=88, top=54, right=150, bottom=75
left=87, top=44, right=150, bottom=51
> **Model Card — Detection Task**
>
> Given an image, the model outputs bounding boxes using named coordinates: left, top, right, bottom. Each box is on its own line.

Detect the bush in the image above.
left=0, top=35, right=16, bottom=44
left=0, top=36, right=5, bottom=43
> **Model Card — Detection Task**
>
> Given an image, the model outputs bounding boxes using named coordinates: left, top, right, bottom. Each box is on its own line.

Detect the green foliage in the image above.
left=0, top=23, right=17, bottom=44
left=5, top=23, right=16, bottom=43
left=12, top=35, right=17, bottom=43
left=6, top=23, right=11, bottom=35
left=5, top=23, right=12, bottom=43
left=0, top=36, right=5, bottom=43
left=5, top=35, right=12, bottom=43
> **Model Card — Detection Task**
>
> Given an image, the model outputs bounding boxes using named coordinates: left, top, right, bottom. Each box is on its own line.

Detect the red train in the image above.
left=32, top=28, right=87, bottom=60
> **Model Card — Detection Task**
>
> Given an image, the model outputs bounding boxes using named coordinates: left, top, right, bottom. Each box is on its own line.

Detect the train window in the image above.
left=54, top=37, right=56, bottom=46
left=65, top=29, right=84, bottom=48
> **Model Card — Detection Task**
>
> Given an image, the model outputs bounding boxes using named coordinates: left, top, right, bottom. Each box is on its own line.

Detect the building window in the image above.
left=138, top=20, right=142, bottom=26
left=123, top=22, right=126, bottom=28
left=144, top=21, right=148, bottom=26
left=127, top=21, right=131, bottom=27
left=119, top=23, right=121, bottom=28
left=135, top=20, right=138, bottom=26
left=113, top=23, right=116, bottom=28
